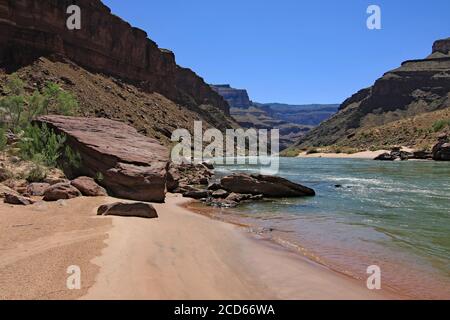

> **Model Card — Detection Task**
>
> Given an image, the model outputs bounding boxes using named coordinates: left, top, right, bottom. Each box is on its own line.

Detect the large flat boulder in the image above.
left=36, top=116, right=169, bottom=202
left=221, top=174, right=315, bottom=197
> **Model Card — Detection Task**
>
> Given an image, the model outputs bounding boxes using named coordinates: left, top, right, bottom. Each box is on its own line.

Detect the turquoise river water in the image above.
left=210, top=157, right=450, bottom=299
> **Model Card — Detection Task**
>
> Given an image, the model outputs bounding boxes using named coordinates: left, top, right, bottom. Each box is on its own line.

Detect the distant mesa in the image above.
left=211, top=84, right=252, bottom=108
left=211, top=84, right=338, bottom=150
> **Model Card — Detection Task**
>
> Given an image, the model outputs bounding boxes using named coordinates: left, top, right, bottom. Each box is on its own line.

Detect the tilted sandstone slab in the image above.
left=36, top=116, right=169, bottom=202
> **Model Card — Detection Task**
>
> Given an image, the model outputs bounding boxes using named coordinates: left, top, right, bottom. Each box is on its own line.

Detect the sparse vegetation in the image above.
left=0, top=74, right=78, bottom=132
left=0, top=127, right=7, bottom=151
left=25, top=154, right=48, bottom=183
left=95, top=171, right=104, bottom=183
left=0, top=74, right=81, bottom=175
left=18, top=124, right=81, bottom=171
left=432, top=119, right=450, bottom=132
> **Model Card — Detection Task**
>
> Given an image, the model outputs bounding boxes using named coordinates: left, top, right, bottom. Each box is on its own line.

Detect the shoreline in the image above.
left=82, top=194, right=401, bottom=300
left=185, top=200, right=410, bottom=299
left=0, top=193, right=403, bottom=300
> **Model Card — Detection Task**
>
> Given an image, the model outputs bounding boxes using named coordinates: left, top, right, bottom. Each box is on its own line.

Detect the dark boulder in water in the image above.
left=432, top=134, right=450, bottom=161
left=221, top=173, right=315, bottom=197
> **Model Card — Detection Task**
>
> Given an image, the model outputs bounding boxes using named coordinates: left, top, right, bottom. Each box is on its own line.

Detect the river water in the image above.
left=210, top=157, right=450, bottom=299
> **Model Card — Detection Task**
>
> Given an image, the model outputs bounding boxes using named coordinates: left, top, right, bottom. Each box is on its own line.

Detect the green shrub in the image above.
left=42, top=81, right=78, bottom=116
left=19, top=124, right=82, bottom=174
left=95, top=172, right=104, bottom=183
left=432, top=119, right=450, bottom=132
left=26, top=157, right=48, bottom=183
left=64, top=145, right=82, bottom=169
left=19, top=124, right=65, bottom=167
left=0, top=127, right=7, bottom=151
left=0, top=74, right=79, bottom=133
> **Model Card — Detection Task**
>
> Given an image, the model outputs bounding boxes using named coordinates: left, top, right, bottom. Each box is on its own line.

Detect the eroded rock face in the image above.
left=221, top=174, right=316, bottom=197
left=97, top=202, right=158, bottom=219
left=43, top=182, right=82, bottom=201
left=71, top=176, right=107, bottom=197
left=37, top=116, right=169, bottom=202
left=0, top=0, right=229, bottom=115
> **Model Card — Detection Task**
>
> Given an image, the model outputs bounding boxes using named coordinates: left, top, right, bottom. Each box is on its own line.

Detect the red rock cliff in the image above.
left=0, top=0, right=229, bottom=114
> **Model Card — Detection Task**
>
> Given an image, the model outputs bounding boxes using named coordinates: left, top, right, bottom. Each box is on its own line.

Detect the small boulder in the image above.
left=207, top=182, right=222, bottom=191
left=226, top=192, right=252, bottom=203
left=412, top=151, right=432, bottom=160
left=183, top=189, right=211, bottom=199
left=399, top=151, right=413, bottom=161
left=4, top=193, right=35, bottom=206
left=0, top=183, right=19, bottom=198
left=166, top=166, right=181, bottom=192
left=71, top=176, right=107, bottom=197
left=43, top=183, right=82, bottom=201
left=27, top=183, right=51, bottom=196
left=202, top=162, right=214, bottom=170
left=97, top=202, right=158, bottom=219
left=212, top=189, right=229, bottom=198
left=374, top=153, right=396, bottom=161
left=432, top=141, right=450, bottom=161
left=0, top=167, right=12, bottom=182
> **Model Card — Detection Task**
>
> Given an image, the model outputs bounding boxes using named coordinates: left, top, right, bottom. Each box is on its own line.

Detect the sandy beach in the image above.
left=0, top=193, right=401, bottom=300
left=0, top=197, right=111, bottom=300
left=296, top=148, right=416, bottom=159
left=297, top=150, right=389, bottom=159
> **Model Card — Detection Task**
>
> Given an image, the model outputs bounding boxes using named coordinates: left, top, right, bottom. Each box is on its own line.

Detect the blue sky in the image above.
left=102, top=0, right=449, bottom=104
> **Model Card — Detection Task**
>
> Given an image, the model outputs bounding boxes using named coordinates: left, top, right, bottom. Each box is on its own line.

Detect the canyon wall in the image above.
left=0, top=0, right=229, bottom=114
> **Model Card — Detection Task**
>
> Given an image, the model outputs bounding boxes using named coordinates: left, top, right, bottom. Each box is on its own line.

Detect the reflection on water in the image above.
left=212, top=157, right=450, bottom=299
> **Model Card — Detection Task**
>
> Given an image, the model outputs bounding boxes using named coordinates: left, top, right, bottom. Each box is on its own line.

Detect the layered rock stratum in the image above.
left=211, top=84, right=252, bottom=108
left=295, top=38, right=450, bottom=151
left=0, top=0, right=228, bottom=113
left=0, top=0, right=238, bottom=141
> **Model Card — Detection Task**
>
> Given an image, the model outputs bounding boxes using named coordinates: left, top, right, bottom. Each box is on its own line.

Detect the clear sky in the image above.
left=102, top=0, right=449, bottom=105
